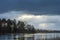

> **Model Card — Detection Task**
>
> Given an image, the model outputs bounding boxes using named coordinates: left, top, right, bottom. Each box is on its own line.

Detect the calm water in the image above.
left=0, top=33, right=60, bottom=40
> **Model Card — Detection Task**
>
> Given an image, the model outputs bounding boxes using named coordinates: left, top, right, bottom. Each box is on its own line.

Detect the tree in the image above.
left=0, top=18, right=36, bottom=33
left=0, top=19, right=2, bottom=32
left=7, top=19, right=12, bottom=33
left=0, top=19, right=1, bottom=27
left=1, top=18, right=7, bottom=33
left=17, top=21, right=25, bottom=33
left=25, top=24, right=36, bottom=33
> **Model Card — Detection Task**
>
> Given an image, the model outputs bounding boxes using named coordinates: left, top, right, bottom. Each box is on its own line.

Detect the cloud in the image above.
left=0, top=0, right=60, bottom=15
left=0, top=11, right=26, bottom=19
left=0, top=11, right=60, bottom=30
left=16, top=14, right=60, bottom=30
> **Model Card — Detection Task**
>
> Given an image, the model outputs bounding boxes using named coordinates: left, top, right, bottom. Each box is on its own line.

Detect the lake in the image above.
left=0, top=33, right=60, bottom=40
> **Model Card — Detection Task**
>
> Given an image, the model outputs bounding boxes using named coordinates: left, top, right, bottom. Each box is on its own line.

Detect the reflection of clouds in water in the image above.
left=0, top=33, right=60, bottom=40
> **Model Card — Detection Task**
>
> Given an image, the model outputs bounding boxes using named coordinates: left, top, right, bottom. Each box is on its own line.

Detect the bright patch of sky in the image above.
left=0, top=11, right=60, bottom=30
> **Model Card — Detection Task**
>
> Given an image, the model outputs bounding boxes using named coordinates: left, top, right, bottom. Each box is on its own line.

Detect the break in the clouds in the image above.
left=0, top=11, right=60, bottom=30
left=0, top=0, right=60, bottom=15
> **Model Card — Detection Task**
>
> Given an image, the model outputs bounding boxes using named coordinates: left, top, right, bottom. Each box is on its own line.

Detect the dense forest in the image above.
left=0, top=18, right=36, bottom=33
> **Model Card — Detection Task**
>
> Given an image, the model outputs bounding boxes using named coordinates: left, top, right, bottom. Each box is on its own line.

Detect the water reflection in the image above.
left=0, top=33, right=60, bottom=40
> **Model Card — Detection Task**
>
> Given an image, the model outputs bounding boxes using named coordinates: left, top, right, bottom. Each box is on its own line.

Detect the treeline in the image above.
left=36, top=29, right=60, bottom=33
left=0, top=18, right=36, bottom=33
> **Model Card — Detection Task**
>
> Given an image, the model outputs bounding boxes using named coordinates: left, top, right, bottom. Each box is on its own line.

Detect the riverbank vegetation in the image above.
left=0, top=18, right=36, bottom=33
left=0, top=18, right=60, bottom=34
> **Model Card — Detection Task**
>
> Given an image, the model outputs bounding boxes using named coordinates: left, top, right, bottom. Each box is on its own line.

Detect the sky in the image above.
left=0, top=0, right=60, bottom=30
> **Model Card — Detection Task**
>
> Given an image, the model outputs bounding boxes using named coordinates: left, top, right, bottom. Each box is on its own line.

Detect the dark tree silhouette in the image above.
left=0, top=19, right=2, bottom=32
left=17, top=21, right=25, bottom=33
left=7, top=19, right=12, bottom=33
left=0, top=18, right=36, bottom=33
left=25, top=25, right=36, bottom=33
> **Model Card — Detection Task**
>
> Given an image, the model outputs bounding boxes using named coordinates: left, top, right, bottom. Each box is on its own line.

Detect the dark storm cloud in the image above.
left=0, top=0, right=60, bottom=15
